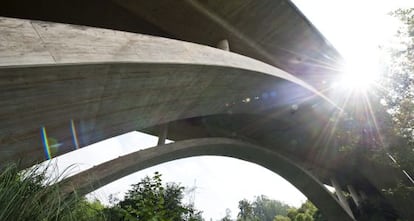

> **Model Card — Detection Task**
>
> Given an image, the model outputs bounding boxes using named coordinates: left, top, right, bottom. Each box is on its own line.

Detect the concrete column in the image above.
left=347, top=185, right=361, bottom=208
left=157, top=123, right=168, bottom=145
left=217, top=39, right=230, bottom=51
left=359, top=190, right=368, bottom=201
left=331, top=178, right=355, bottom=219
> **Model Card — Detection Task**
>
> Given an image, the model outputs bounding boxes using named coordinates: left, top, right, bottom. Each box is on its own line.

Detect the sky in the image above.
left=292, top=0, right=414, bottom=79
left=48, top=132, right=306, bottom=220
left=47, top=1, right=414, bottom=220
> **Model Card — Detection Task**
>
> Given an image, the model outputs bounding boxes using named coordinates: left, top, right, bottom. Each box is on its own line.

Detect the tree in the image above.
left=111, top=172, right=203, bottom=221
left=374, top=8, right=414, bottom=220
left=235, top=196, right=292, bottom=221
left=297, top=200, right=317, bottom=216
left=234, top=197, right=325, bottom=221
left=293, top=213, right=312, bottom=221
left=220, top=208, right=233, bottom=221
left=284, top=201, right=325, bottom=221
left=383, top=8, right=414, bottom=138
left=251, top=195, right=291, bottom=221
left=314, top=9, right=414, bottom=219
left=70, top=199, right=107, bottom=221
left=237, top=199, right=255, bottom=221
left=380, top=8, right=414, bottom=176
left=286, top=208, right=298, bottom=221
left=274, top=215, right=291, bottom=221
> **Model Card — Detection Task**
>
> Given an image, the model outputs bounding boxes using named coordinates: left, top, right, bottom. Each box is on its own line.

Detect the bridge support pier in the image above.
left=347, top=185, right=361, bottom=208
left=157, top=124, right=168, bottom=145
left=331, top=178, right=355, bottom=220
left=217, top=39, right=230, bottom=51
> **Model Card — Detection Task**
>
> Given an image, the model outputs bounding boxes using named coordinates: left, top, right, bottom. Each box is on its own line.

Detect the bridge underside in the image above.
left=0, top=7, right=405, bottom=220
left=0, top=16, right=361, bottom=220
left=0, top=0, right=344, bottom=89
left=0, top=17, right=337, bottom=172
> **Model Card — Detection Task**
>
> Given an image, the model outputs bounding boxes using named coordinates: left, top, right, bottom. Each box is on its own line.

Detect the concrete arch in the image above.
left=61, top=137, right=354, bottom=221
left=0, top=17, right=337, bottom=167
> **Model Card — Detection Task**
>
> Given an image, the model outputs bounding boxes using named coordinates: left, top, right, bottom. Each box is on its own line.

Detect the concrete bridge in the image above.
left=0, top=1, right=405, bottom=220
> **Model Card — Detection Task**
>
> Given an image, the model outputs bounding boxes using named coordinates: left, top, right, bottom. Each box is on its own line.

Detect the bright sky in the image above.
left=49, top=132, right=306, bottom=220
left=48, top=1, right=414, bottom=220
left=293, top=0, right=414, bottom=91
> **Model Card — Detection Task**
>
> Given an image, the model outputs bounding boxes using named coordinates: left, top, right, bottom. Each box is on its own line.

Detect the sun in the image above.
left=337, top=60, right=380, bottom=92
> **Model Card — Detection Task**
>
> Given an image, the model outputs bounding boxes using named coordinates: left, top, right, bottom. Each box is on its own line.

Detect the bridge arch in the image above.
left=1, top=17, right=358, bottom=220
left=0, top=17, right=337, bottom=168
left=62, top=137, right=354, bottom=221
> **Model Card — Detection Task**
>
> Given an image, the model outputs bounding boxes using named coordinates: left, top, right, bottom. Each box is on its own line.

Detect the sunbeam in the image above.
left=338, top=61, right=381, bottom=92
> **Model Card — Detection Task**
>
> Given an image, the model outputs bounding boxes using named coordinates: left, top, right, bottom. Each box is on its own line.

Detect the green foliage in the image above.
left=251, top=195, right=291, bottom=221
left=335, top=7, right=414, bottom=220
left=102, top=204, right=134, bottom=221
left=70, top=199, right=107, bottom=221
left=379, top=7, right=414, bottom=163
left=237, top=199, right=255, bottom=221
left=273, top=201, right=325, bottom=221
left=383, top=8, right=414, bottom=172
left=236, top=195, right=291, bottom=221
left=374, top=8, right=414, bottom=220
left=0, top=163, right=99, bottom=221
left=315, top=9, right=414, bottom=219
left=274, top=215, right=291, bottom=221
left=293, top=213, right=312, bottom=221
left=109, top=172, right=203, bottom=221
left=385, top=9, right=414, bottom=130
left=286, top=200, right=319, bottom=221
left=297, top=200, right=317, bottom=216
left=0, top=164, right=202, bottom=221
left=235, top=196, right=323, bottom=221
left=286, top=208, right=298, bottom=220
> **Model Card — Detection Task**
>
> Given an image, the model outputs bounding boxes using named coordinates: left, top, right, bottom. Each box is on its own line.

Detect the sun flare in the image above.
left=338, top=61, right=380, bottom=92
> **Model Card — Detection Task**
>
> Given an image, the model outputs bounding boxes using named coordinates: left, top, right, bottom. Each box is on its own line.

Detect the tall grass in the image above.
left=0, top=162, right=96, bottom=221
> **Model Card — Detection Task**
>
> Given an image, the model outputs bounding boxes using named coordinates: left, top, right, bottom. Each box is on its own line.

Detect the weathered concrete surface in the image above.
left=0, top=16, right=401, bottom=221
left=61, top=138, right=355, bottom=221
left=0, top=17, right=320, bottom=90
left=0, top=0, right=344, bottom=89
left=0, top=17, right=335, bottom=168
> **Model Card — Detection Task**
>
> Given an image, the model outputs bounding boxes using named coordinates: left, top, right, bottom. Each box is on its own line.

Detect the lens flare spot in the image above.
left=41, top=127, right=52, bottom=160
